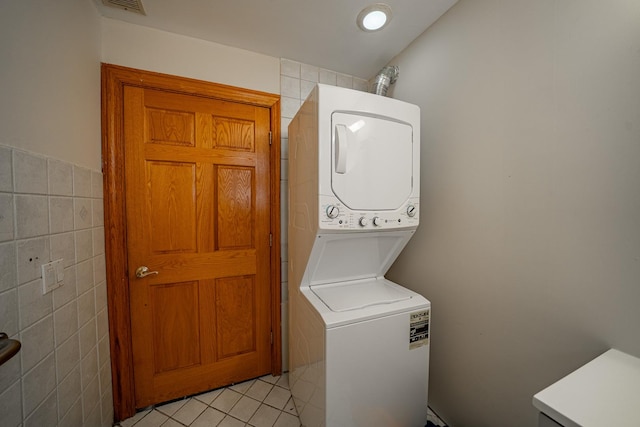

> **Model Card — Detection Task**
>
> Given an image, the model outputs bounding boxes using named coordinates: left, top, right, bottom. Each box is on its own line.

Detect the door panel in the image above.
left=124, top=86, right=272, bottom=408
left=214, top=117, right=255, bottom=151
left=148, top=161, right=197, bottom=253
left=217, top=166, right=254, bottom=250
left=215, top=275, right=256, bottom=358
left=147, top=108, right=195, bottom=146
left=151, top=281, right=200, bottom=372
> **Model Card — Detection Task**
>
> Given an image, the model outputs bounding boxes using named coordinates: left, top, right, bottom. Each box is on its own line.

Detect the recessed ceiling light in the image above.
left=357, top=3, right=392, bottom=32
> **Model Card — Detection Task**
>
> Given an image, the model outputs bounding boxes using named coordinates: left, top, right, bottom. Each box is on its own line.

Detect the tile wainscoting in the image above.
left=0, top=145, right=112, bottom=427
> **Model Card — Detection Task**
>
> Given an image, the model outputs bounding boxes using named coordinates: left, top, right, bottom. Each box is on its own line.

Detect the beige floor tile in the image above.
left=194, top=388, right=224, bottom=405
left=134, top=410, right=169, bottom=427
left=283, top=397, right=298, bottom=415
left=246, top=380, right=274, bottom=402
left=160, top=418, right=183, bottom=427
left=230, top=379, right=256, bottom=394
left=248, top=404, right=280, bottom=427
left=229, top=396, right=260, bottom=422
left=172, top=398, right=207, bottom=425
left=218, top=415, right=246, bottom=427
left=275, top=373, right=289, bottom=389
left=273, top=411, right=301, bottom=427
left=156, top=398, right=187, bottom=417
left=260, top=374, right=280, bottom=384
left=191, top=407, right=226, bottom=427
left=119, top=408, right=151, bottom=427
left=264, top=386, right=291, bottom=410
left=212, top=388, right=243, bottom=413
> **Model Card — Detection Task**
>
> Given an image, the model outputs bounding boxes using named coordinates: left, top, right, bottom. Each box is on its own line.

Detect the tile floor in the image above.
left=115, top=373, right=447, bottom=427
left=117, top=374, right=299, bottom=427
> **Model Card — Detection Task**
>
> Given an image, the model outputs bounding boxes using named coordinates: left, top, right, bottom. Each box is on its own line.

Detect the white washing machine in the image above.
left=288, top=84, right=430, bottom=427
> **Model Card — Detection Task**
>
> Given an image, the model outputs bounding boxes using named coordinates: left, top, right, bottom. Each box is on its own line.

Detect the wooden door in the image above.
left=122, top=86, right=273, bottom=407
left=103, top=65, right=281, bottom=420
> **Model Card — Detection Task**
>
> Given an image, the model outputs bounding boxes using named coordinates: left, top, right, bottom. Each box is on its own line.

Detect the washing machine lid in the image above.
left=302, top=231, right=414, bottom=286
left=311, top=278, right=413, bottom=312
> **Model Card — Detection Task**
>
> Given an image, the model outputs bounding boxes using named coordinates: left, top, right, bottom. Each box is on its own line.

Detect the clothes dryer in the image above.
left=288, top=84, right=429, bottom=427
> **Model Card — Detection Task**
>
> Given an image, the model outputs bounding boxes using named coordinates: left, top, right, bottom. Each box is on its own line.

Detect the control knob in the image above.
left=326, top=205, right=339, bottom=219
left=406, top=205, right=417, bottom=217
left=358, top=217, right=368, bottom=227
left=372, top=216, right=382, bottom=227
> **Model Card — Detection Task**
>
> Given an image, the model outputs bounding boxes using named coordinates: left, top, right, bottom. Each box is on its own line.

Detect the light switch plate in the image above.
left=42, top=259, right=64, bottom=294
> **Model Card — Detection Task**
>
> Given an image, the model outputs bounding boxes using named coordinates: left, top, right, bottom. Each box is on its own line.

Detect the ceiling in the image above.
left=93, top=0, right=458, bottom=78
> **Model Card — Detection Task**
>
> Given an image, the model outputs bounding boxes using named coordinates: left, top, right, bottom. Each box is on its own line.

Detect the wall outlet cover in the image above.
left=42, top=259, right=64, bottom=294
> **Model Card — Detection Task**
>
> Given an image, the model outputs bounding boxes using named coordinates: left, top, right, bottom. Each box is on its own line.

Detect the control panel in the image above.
left=319, top=195, right=419, bottom=230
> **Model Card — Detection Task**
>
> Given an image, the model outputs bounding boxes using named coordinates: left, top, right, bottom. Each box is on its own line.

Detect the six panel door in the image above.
left=123, top=87, right=272, bottom=407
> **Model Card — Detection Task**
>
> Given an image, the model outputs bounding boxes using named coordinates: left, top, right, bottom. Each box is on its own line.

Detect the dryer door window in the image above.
left=331, top=112, right=413, bottom=210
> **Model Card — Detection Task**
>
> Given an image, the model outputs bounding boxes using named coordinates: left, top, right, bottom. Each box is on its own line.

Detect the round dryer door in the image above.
left=331, top=112, right=414, bottom=211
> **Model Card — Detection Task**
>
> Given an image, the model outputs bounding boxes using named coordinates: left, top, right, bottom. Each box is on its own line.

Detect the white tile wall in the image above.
left=279, top=59, right=369, bottom=369
left=0, top=144, right=112, bottom=427
left=0, top=146, right=13, bottom=192
left=0, top=194, right=14, bottom=241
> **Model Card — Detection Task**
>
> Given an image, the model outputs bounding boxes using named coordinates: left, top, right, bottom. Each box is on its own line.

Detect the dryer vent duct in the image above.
left=370, top=66, right=399, bottom=97
left=102, top=0, right=146, bottom=15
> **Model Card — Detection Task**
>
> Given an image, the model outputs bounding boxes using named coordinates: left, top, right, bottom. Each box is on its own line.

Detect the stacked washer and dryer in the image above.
left=288, top=84, right=430, bottom=427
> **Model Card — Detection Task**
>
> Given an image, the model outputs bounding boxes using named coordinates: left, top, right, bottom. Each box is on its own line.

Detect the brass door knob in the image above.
left=135, top=266, right=159, bottom=278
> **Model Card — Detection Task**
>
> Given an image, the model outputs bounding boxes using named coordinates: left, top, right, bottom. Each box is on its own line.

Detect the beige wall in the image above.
left=0, top=2, right=111, bottom=426
left=386, top=1, right=640, bottom=426
left=101, top=18, right=281, bottom=95
left=0, top=0, right=102, bottom=170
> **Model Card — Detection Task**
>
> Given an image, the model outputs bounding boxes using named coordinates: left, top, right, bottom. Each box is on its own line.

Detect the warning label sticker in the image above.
left=409, top=309, right=429, bottom=349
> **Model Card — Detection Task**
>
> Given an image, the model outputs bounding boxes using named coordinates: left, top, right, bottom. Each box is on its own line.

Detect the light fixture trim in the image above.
left=357, top=3, right=393, bottom=32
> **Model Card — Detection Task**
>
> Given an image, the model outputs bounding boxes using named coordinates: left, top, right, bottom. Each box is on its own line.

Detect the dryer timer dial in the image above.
left=406, top=205, right=417, bottom=217
left=326, top=205, right=340, bottom=219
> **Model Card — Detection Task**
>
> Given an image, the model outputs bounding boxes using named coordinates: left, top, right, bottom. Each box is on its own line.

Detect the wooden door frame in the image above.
left=101, top=63, right=281, bottom=422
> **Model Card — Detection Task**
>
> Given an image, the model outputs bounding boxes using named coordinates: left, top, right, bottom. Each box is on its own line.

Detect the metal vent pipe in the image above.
left=370, top=65, right=399, bottom=96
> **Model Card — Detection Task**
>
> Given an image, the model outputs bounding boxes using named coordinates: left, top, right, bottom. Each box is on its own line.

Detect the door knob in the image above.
left=135, top=266, right=159, bottom=278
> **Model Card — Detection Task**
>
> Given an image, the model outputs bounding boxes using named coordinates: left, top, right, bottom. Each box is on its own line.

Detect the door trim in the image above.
left=101, top=64, right=281, bottom=421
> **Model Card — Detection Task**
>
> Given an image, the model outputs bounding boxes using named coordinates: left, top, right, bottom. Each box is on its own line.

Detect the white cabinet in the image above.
left=533, top=349, right=640, bottom=427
